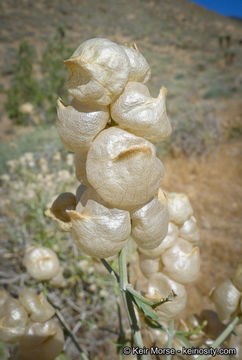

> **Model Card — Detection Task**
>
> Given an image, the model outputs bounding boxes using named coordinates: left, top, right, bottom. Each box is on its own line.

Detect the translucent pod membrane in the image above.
left=131, top=189, right=169, bottom=250
left=210, top=279, right=241, bottom=324
left=147, top=272, right=187, bottom=321
left=19, top=289, right=55, bottom=323
left=86, top=127, right=164, bottom=210
left=16, top=319, right=64, bottom=360
left=67, top=199, right=131, bottom=258
left=65, top=38, right=130, bottom=106
left=49, top=268, right=65, bottom=288
left=179, top=216, right=200, bottom=243
left=161, top=238, right=200, bottom=284
left=46, top=192, right=75, bottom=232
left=0, top=297, right=28, bottom=343
left=111, top=82, right=171, bottom=142
left=138, top=252, right=160, bottom=279
left=121, top=43, right=151, bottom=83
left=23, top=247, right=60, bottom=281
left=232, top=264, right=242, bottom=291
left=56, top=98, right=109, bottom=153
left=138, top=222, right=179, bottom=259
left=167, top=192, right=193, bottom=225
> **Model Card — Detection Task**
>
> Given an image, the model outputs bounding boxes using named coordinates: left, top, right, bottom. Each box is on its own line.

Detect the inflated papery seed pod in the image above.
left=75, top=152, right=89, bottom=185
left=23, top=247, right=60, bottom=281
left=167, top=192, right=193, bottom=225
left=121, top=43, right=151, bottom=83
left=49, top=268, right=65, bottom=288
left=56, top=98, right=109, bottom=152
left=64, top=38, right=130, bottom=106
left=67, top=199, right=131, bottom=258
left=229, top=324, right=242, bottom=360
left=16, top=319, right=64, bottom=360
left=86, top=127, right=164, bottom=210
left=46, top=192, right=76, bottom=232
left=139, top=222, right=178, bottom=259
left=147, top=272, right=187, bottom=321
left=0, top=297, right=28, bottom=343
left=179, top=216, right=200, bottom=243
left=131, top=188, right=169, bottom=249
left=138, top=252, right=160, bottom=279
left=77, top=184, right=107, bottom=208
left=232, top=264, right=242, bottom=291
left=161, top=238, right=200, bottom=284
left=19, top=289, right=55, bottom=323
left=111, top=82, right=171, bottom=142
left=210, top=279, right=241, bottom=324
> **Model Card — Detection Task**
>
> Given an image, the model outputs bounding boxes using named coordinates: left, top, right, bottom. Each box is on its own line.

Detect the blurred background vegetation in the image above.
left=0, top=0, right=241, bottom=359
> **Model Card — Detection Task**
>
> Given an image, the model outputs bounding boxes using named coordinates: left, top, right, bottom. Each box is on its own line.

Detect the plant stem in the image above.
left=166, top=320, right=175, bottom=360
left=196, top=315, right=240, bottom=360
left=119, top=246, right=146, bottom=359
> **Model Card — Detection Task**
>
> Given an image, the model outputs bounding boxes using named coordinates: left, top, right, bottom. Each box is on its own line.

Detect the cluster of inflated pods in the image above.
left=0, top=248, right=64, bottom=360
left=1, top=38, right=241, bottom=359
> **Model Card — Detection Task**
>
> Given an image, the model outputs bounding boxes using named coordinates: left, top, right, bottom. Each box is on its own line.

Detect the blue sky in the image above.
left=188, top=0, right=242, bottom=17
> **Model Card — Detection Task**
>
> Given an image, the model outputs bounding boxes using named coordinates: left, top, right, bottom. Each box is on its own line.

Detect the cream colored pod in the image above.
left=86, top=127, right=164, bottom=210
left=67, top=199, right=131, bottom=258
left=179, top=215, right=200, bottom=243
left=210, top=279, right=241, bottom=324
left=161, top=238, right=200, bottom=284
left=131, top=188, right=169, bottom=249
left=138, top=222, right=179, bottom=259
left=121, top=43, right=151, bottom=83
left=23, top=246, right=60, bottom=281
left=0, top=297, right=28, bottom=343
left=16, top=319, right=64, bottom=360
left=167, top=192, right=193, bottom=225
left=147, top=272, right=187, bottom=321
left=138, top=252, right=160, bottom=279
left=56, top=98, right=109, bottom=153
left=111, top=82, right=171, bottom=142
left=64, top=38, right=130, bottom=106
left=19, top=289, right=55, bottom=323
left=75, top=151, right=89, bottom=185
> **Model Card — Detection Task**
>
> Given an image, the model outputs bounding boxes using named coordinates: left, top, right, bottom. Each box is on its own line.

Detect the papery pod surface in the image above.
left=49, top=268, right=65, bottom=288
left=86, top=127, right=164, bottom=210
left=0, top=288, right=9, bottom=307
left=131, top=188, right=169, bottom=249
left=121, top=43, right=151, bottom=83
left=147, top=272, right=187, bottom=321
left=179, top=215, right=200, bottom=243
left=111, top=82, right=171, bottom=142
left=138, top=252, right=160, bottom=279
left=23, top=247, right=60, bottom=281
left=17, top=319, right=64, bottom=360
left=167, top=192, right=193, bottom=225
left=74, top=152, right=89, bottom=185
left=65, top=38, right=130, bottom=106
left=210, top=279, right=241, bottom=323
left=68, top=199, right=131, bottom=258
left=19, top=289, right=55, bottom=323
left=0, top=297, right=28, bottom=343
left=161, top=238, right=200, bottom=284
left=56, top=98, right=109, bottom=152
left=139, top=222, right=178, bottom=259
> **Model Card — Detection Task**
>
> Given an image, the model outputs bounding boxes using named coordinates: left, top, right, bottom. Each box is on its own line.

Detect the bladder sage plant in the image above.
left=47, top=37, right=241, bottom=359
left=1, top=37, right=241, bottom=360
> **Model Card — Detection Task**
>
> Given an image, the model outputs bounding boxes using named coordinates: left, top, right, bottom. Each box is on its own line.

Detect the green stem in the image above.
left=119, top=246, right=146, bottom=359
left=166, top=320, right=175, bottom=360
left=126, top=285, right=154, bottom=306
left=196, top=316, right=240, bottom=360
